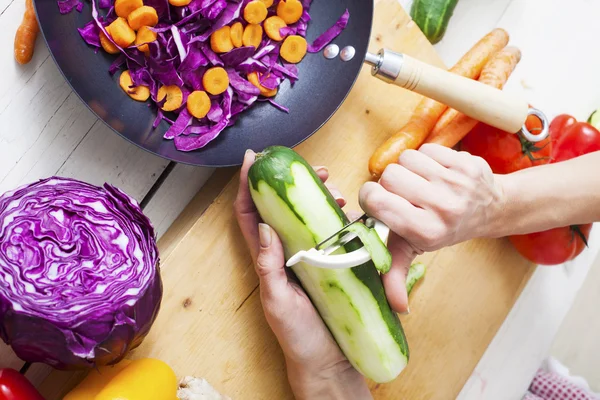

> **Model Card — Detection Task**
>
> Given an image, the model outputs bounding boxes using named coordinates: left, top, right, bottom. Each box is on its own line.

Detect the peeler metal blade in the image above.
left=285, top=215, right=390, bottom=270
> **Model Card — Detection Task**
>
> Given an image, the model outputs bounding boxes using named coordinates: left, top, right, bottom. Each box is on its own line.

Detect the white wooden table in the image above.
left=1, top=0, right=600, bottom=398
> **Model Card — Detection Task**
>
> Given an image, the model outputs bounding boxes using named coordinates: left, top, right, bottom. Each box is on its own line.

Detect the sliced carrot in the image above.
left=135, top=26, right=157, bottom=55
left=248, top=72, right=277, bottom=97
left=100, top=29, right=120, bottom=54
left=244, top=1, right=268, bottom=24
left=276, top=0, right=303, bottom=24
left=203, top=67, right=230, bottom=95
left=14, top=0, right=39, bottom=65
left=127, top=6, right=159, bottom=31
left=264, top=16, right=287, bottom=41
left=157, top=85, right=183, bottom=112
left=242, top=24, right=263, bottom=48
left=187, top=91, right=212, bottom=119
left=368, top=28, right=510, bottom=179
left=230, top=22, right=243, bottom=48
left=120, top=70, right=150, bottom=101
left=169, top=0, right=192, bottom=6
left=280, top=35, right=307, bottom=63
left=108, top=17, right=136, bottom=48
left=115, top=0, right=143, bottom=18
left=425, top=47, right=522, bottom=148
left=210, top=26, right=234, bottom=53
left=258, top=0, right=273, bottom=7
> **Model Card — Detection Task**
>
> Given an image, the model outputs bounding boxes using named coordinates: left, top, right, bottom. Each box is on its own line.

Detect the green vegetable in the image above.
left=318, top=220, right=392, bottom=274
left=248, top=146, right=409, bottom=383
left=410, top=0, right=459, bottom=44
left=588, top=109, right=600, bottom=130
left=406, top=263, right=427, bottom=296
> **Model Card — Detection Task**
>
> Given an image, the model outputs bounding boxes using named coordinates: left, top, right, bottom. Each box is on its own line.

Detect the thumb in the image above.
left=382, top=233, right=418, bottom=314
left=256, top=223, right=288, bottom=300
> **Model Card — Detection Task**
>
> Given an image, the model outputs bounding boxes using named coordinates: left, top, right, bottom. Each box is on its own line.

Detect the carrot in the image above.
left=157, top=85, right=183, bottom=112
left=277, top=0, right=303, bottom=24
left=100, top=29, right=120, bottom=54
left=169, top=0, right=192, bottom=6
left=425, top=47, right=522, bottom=148
left=258, top=0, right=273, bottom=7
left=242, top=24, right=263, bottom=48
left=14, top=0, right=39, bottom=65
left=264, top=16, right=287, bottom=41
left=280, top=35, right=307, bottom=63
left=127, top=6, right=158, bottom=31
left=203, top=67, right=230, bottom=95
left=211, top=26, right=234, bottom=53
left=368, top=28, right=510, bottom=179
left=108, top=17, right=136, bottom=48
left=187, top=91, right=212, bottom=118
left=230, top=22, right=243, bottom=48
left=119, top=70, right=150, bottom=101
left=248, top=72, right=277, bottom=97
left=135, top=26, right=157, bottom=55
left=244, top=1, right=268, bottom=24
left=115, top=0, right=143, bottom=18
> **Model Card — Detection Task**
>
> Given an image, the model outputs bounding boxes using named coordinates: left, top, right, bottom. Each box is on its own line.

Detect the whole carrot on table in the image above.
left=424, top=46, right=522, bottom=148
left=368, top=28, right=510, bottom=179
left=14, top=0, right=39, bottom=65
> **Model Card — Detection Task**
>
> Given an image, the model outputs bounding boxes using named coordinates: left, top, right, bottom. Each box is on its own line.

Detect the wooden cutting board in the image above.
left=37, top=1, right=535, bottom=399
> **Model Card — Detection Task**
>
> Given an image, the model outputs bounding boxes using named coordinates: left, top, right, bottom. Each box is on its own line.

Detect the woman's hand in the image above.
left=234, top=150, right=372, bottom=400
left=359, top=144, right=505, bottom=313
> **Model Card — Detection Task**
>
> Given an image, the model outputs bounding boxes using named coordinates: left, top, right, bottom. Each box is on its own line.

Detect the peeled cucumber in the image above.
left=248, top=146, right=409, bottom=383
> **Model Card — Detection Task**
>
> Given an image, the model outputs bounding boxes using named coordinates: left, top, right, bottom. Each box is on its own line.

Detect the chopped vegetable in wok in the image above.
left=59, top=0, right=350, bottom=151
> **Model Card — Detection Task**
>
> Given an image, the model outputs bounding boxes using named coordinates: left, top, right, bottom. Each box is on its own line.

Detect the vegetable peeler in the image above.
left=286, top=214, right=391, bottom=270
left=363, top=49, right=550, bottom=143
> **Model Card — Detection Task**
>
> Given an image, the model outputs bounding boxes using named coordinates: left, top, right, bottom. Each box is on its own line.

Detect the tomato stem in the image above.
left=519, top=134, right=550, bottom=162
left=570, top=225, right=589, bottom=248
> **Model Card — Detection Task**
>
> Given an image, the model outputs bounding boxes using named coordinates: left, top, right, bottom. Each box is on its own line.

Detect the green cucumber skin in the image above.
left=248, top=146, right=409, bottom=383
left=410, top=0, right=459, bottom=44
left=406, top=263, right=427, bottom=296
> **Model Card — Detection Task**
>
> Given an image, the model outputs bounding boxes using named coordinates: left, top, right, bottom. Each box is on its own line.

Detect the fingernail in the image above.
left=245, top=149, right=255, bottom=157
left=400, top=307, right=411, bottom=315
left=258, top=223, right=272, bottom=248
left=314, top=166, right=328, bottom=174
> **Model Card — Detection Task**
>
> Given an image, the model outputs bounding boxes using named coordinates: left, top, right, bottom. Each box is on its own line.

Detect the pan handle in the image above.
left=365, top=49, right=546, bottom=139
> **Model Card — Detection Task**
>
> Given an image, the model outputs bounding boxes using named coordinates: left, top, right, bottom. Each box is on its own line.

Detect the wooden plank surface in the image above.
left=36, top=2, right=538, bottom=399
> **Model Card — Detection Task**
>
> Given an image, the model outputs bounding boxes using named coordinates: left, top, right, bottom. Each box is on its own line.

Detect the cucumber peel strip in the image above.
left=406, top=262, right=426, bottom=296
left=320, top=222, right=392, bottom=274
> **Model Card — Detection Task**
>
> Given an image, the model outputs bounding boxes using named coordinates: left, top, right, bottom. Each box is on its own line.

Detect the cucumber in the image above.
left=406, top=263, right=426, bottom=296
left=248, top=146, right=409, bottom=383
left=410, top=0, right=459, bottom=45
left=588, top=109, right=600, bottom=130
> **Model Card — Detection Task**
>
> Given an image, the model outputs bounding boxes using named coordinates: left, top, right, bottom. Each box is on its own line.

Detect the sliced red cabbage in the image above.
left=174, top=87, right=233, bottom=151
left=109, top=55, right=126, bottom=75
left=171, top=26, right=188, bottom=62
left=265, top=98, right=290, bottom=113
left=221, top=46, right=256, bottom=66
left=307, top=9, right=349, bottom=53
left=258, top=73, right=280, bottom=90
left=0, top=177, right=161, bottom=369
left=227, top=69, right=260, bottom=95
left=98, top=0, right=111, bottom=8
left=196, top=0, right=244, bottom=41
left=206, top=0, right=227, bottom=19
left=144, top=0, right=170, bottom=20
left=197, top=42, right=224, bottom=66
left=78, top=21, right=100, bottom=48
left=164, top=109, right=193, bottom=139
left=207, top=102, right=223, bottom=122
left=57, top=0, right=83, bottom=14
left=237, top=58, right=269, bottom=74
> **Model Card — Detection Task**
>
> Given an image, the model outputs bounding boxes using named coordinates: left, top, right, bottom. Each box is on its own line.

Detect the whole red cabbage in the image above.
left=0, top=177, right=162, bottom=370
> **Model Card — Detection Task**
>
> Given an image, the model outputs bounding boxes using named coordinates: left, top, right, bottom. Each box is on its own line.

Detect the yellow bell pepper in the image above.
left=64, top=358, right=178, bottom=400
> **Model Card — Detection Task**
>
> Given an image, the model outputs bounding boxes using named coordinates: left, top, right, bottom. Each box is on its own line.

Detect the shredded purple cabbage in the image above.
left=61, top=0, right=349, bottom=151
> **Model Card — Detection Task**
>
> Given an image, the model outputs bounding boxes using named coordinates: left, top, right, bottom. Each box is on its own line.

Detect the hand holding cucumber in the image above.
left=234, top=150, right=373, bottom=399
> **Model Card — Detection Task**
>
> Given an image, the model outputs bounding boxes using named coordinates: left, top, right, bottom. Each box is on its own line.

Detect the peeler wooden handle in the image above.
left=364, top=49, right=549, bottom=141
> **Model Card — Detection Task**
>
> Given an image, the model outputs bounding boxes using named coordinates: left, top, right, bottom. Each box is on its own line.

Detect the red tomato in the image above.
left=509, top=224, right=592, bottom=266
left=548, top=114, right=576, bottom=144
left=0, top=368, right=44, bottom=400
left=461, top=113, right=551, bottom=174
left=552, top=121, right=600, bottom=163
